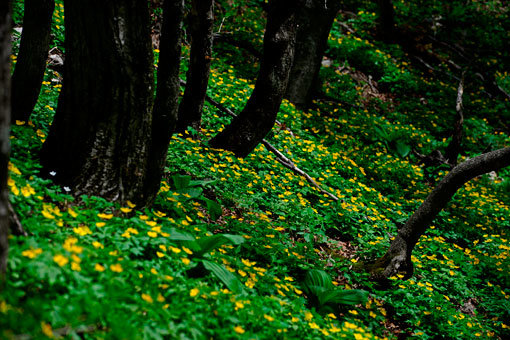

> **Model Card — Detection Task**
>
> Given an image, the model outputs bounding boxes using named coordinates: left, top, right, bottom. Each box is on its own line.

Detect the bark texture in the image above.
left=145, top=0, right=184, bottom=201
left=11, top=0, right=54, bottom=122
left=0, top=0, right=11, bottom=277
left=285, top=0, right=341, bottom=107
left=209, top=0, right=298, bottom=157
left=41, top=0, right=157, bottom=206
left=176, top=0, right=214, bottom=133
left=370, top=147, right=510, bottom=279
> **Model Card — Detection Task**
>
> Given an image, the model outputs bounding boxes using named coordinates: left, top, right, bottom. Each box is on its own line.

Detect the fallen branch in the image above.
left=8, top=201, right=26, bottom=236
left=260, top=140, right=340, bottom=201
left=184, top=79, right=339, bottom=201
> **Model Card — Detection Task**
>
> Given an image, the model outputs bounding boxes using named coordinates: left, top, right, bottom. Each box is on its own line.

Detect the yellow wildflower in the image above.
left=233, top=326, right=245, bottom=334
left=95, top=263, right=105, bottom=272
left=53, top=254, right=68, bottom=267
left=41, top=322, right=54, bottom=338
left=264, top=314, right=274, bottom=322
left=141, top=293, right=153, bottom=303
left=110, top=263, right=123, bottom=272
left=21, top=248, right=43, bottom=259
left=97, top=213, right=113, bottom=219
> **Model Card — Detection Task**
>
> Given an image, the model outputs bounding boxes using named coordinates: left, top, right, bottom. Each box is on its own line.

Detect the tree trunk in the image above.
left=40, top=0, right=158, bottom=207
left=0, top=0, right=11, bottom=278
left=175, top=0, right=214, bottom=134
left=444, top=75, right=465, bottom=165
left=376, top=0, right=396, bottom=42
left=368, top=147, right=510, bottom=279
left=209, top=0, right=298, bottom=157
left=11, top=0, right=54, bottom=122
left=285, top=0, right=341, bottom=107
left=145, top=0, right=184, bottom=201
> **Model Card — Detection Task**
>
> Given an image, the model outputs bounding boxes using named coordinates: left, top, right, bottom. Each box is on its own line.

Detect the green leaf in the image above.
left=177, top=187, right=203, bottom=198
left=167, top=229, right=195, bottom=241
left=318, top=289, right=369, bottom=306
left=302, top=269, right=368, bottom=309
left=202, top=260, right=245, bottom=295
left=193, top=234, right=245, bottom=258
left=394, top=140, right=411, bottom=158
left=303, top=269, right=335, bottom=292
left=374, top=125, right=390, bottom=141
left=204, top=199, right=222, bottom=220
left=172, top=175, right=191, bottom=190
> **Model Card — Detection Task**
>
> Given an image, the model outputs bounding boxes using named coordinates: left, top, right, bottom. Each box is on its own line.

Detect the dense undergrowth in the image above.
left=2, top=0, right=509, bottom=339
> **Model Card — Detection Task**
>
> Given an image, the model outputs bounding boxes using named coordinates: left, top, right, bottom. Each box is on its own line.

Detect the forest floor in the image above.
left=2, top=1, right=510, bottom=339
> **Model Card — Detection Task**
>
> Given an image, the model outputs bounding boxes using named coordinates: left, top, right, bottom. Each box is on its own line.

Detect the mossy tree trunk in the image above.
left=11, top=0, right=54, bottom=122
left=41, top=0, right=182, bottom=208
left=369, top=147, right=510, bottom=279
left=176, top=0, right=214, bottom=134
left=0, top=0, right=11, bottom=277
left=209, top=0, right=298, bottom=157
left=285, top=0, right=341, bottom=108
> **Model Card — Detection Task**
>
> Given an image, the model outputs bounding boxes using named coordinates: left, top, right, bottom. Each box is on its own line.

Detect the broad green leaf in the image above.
left=303, top=269, right=335, bottom=292
left=177, top=187, right=203, bottom=198
left=395, top=140, right=411, bottom=158
left=193, top=234, right=245, bottom=258
left=202, top=260, right=245, bottom=295
left=167, top=229, right=195, bottom=241
left=318, top=289, right=369, bottom=306
left=172, top=175, right=191, bottom=190
left=205, top=199, right=222, bottom=220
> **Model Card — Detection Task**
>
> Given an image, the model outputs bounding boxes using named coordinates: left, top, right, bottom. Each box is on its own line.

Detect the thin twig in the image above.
left=8, top=201, right=26, bottom=236
left=181, top=79, right=340, bottom=201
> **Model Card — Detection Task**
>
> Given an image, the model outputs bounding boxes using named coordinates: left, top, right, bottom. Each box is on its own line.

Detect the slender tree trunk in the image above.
left=368, top=147, right=510, bottom=279
left=209, top=0, right=298, bottom=157
left=444, top=75, right=465, bottom=165
left=0, top=0, right=11, bottom=278
left=176, top=0, right=214, bottom=134
left=41, top=0, right=157, bottom=207
left=376, top=0, right=396, bottom=42
left=11, top=0, right=54, bottom=122
left=145, top=0, right=184, bottom=200
left=285, top=0, right=340, bottom=107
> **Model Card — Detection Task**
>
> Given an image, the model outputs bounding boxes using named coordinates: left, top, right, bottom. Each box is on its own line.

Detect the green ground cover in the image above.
left=1, top=1, right=509, bottom=339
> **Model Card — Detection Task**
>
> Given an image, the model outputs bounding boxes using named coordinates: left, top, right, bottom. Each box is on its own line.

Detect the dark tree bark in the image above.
left=444, top=75, right=465, bottom=165
left=0, top=0, right=11, bottom=277
left=175, top=0, right=214, bottom=134
left=40, top=0, right=172, bottom=207
left=209, top=0, right=299, bottom=157
left=376, top=0, right=396, bottom=42
left=145, top=0, right=184, bottom=201
left=368, top=147, right=510, bottom=279
left=11, top=0, right=54, bottom=122
left=285, top=0, right=341, bottom=107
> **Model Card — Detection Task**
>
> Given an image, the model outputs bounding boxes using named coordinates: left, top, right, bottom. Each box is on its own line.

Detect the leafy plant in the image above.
left=374, top=125, right=411, bottom=158
left=302, top=269, right=369, bottom=313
